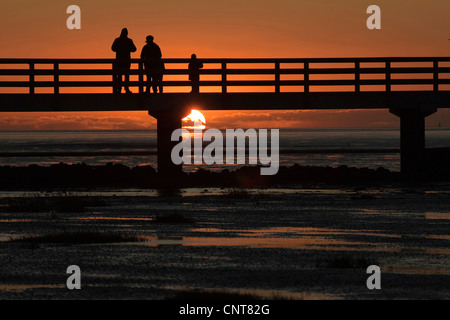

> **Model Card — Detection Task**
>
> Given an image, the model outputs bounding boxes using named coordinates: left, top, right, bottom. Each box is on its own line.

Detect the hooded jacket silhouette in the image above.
left=140, top=35, right=164, bottom=93
left=140, top=36, right=162, bottom=68
left=111, top=28, right=136, bottom=93
left=112, top=29, right=137, bottom=62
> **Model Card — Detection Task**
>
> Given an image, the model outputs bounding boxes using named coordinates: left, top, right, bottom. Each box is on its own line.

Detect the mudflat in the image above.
left=0, top=184, right=449, bottom=300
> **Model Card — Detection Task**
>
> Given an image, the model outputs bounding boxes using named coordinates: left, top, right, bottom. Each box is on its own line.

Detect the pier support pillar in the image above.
left=152, top=111, right=184, bottom=177
left=390, top=107, right=436, bottom=175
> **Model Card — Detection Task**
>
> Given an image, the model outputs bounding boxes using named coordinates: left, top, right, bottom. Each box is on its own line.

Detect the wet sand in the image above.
left=0, top=184, right=449, bottom=300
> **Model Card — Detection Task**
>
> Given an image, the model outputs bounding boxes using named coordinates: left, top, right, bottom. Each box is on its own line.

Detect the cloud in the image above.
left=1, top=108, right=448, bottom=131
left=205, top=110, right=400, bottom=128
left=0, top=112, right=157, bottom=131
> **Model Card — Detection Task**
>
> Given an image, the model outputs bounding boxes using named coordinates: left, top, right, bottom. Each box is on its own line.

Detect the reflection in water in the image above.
left=0, top=219, right=37, bottom=223
left=352, top=209, right=383, bottom=215
left=0, top=284, right=65, bottom=292
left=383, top=265, right=450, bottom=275
left=181, top=236, right=372, bottom=250
left=427, top=235, right=450, bottom=240
left=75, top=217, right=154, bottom=222
left=191, top=226, right=402, bottom=239
left=134, top=234, right=392, bottom=252
left=166, top=286, right=341, bottom=300
left=425, top=212, right=450, bottom=220
left=400, top=248, right=450, bottom=255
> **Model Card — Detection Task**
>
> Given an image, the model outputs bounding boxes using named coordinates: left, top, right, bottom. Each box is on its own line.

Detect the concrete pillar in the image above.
left=153, top=111, right=183, bottom=176
left=390, top=107, right=436, bottom=175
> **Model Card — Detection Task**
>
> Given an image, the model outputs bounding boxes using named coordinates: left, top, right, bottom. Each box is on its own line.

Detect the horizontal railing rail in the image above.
left=0, top=57, right=449, bottom=94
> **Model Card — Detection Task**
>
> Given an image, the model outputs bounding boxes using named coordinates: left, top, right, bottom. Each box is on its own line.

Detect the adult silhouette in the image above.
left=189, top=54, right=203, bottom=93
left=112, top=28, right=137, bottom=94
left=140, top=35, right=164, bottom=93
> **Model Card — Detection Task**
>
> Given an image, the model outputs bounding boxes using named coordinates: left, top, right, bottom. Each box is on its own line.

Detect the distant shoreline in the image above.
left=0, top=127, right=449, bottom=133
left=0, top=160, right=449, bottom=190
left=0, top=148, right=404, bottom=158
left=2, top=147, right=450, bottom=158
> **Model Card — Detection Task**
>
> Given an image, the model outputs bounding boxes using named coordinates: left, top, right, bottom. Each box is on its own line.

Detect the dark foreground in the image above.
left=1, top=147, right=450, bottom=189
left=0, top=182, right=449, bottom=300
left=0, top=162, right=439, bottom=190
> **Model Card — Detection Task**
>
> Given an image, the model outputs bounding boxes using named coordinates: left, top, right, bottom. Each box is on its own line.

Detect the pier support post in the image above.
left=152, top=111, right=184, bottom=177
left=389, top=107, right=436, bottom=175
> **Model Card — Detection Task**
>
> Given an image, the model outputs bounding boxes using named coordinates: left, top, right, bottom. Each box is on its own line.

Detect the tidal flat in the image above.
left=0, top=184, right=449, bottom=300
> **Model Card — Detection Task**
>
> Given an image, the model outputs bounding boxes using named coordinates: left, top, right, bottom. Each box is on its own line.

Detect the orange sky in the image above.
left=0, top=0, right=449, bottom=130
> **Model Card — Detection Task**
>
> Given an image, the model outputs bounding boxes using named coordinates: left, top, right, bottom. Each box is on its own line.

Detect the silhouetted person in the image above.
left=140, top=35, right=164, bottom=93
left=189, top=54, right=203, bottom=93
left=112, top=28, right=137, bottom=94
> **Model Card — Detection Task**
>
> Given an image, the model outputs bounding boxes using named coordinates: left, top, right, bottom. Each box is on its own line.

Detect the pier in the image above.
left=1, top=57, right=449, bottom=175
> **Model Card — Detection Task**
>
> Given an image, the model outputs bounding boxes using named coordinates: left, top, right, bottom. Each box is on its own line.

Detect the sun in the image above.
left=182, top=110, right=206, bottom=129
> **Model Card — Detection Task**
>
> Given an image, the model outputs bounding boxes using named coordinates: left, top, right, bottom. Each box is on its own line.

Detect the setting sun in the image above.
left=182, top=110, right=206, bottom=129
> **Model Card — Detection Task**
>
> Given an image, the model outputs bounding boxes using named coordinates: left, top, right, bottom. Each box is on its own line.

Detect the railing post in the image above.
left=385, top=60, right=391, bottom=93
left=304, top=61, right=310, bottom=94
left=355, top=61, right=360, bottom=93
left=139, top=61, right=144, bottom=94
left=29, top=63, right=35, bottom=94
left=221, top=62, right=227, bottom=93
left=275, top=61, right=280, bottom=93
left=112, top=62, right=116, bottom=94
left=53, top=63, right=59, bottom=94
left=433, top=59, right=439, bottom=92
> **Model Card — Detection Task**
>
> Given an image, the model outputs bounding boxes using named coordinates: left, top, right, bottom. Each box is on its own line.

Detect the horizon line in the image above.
left=0, top=126, right=449, bottom=133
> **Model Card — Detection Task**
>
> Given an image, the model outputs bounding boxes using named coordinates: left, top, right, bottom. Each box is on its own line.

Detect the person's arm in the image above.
left=140, top=46, right=146, bottom=60
left=111, top=39, right=118, bottom=52
left=157, top=46, right=162, bottom=59
left=130, top=39, right=137, bottom=53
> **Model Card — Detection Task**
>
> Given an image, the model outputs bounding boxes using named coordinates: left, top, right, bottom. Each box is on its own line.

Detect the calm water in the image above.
left=0, top=128, right=449, bottom=172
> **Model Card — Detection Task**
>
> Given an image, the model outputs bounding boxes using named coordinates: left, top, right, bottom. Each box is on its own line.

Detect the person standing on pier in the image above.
left=189, top=54, right=203, bottom=93
left=140, top=35, right=164, bottom=93
left=112, top=28, right=137, bottom=94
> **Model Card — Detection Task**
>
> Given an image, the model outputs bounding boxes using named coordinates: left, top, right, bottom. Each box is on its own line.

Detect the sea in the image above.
left=0, top=128, right=449, bottom=172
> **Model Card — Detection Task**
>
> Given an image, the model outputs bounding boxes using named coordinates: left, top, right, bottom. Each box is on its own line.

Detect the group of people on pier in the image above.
left=112, top=28, right=203, bottom=94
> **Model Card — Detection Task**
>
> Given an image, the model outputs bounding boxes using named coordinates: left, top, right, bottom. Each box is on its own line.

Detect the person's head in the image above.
left=191, top=54, right=197, bottom=59
left=146, top=35, right=154, bottom=43
left=120, top=28, right=128, bottom=38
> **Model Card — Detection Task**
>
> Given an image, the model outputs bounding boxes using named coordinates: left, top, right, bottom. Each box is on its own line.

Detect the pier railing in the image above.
left=0, top=57, right=449, bottom=94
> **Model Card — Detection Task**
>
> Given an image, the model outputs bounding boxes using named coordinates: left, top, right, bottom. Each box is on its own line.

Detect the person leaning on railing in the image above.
left=189, top=54, right=203, bottom=93
left=111, top=28, right=137, bottom=94
left=140, top=35, right=164, bottom=94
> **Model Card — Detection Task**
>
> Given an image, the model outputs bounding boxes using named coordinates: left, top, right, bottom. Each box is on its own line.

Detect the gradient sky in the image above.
left=0, top=0, right=449, bottom=130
